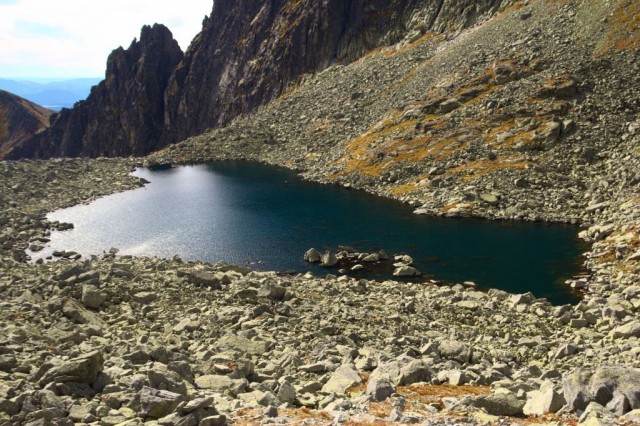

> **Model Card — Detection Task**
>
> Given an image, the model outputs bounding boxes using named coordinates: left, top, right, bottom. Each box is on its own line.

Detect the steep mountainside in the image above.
left=7, top=24, right=183, bottom=159
left=161, top=0, right=515, bottom=144
left=0, top=90, right=53, bottom=159
left=8, top=0, right=515, bottom=158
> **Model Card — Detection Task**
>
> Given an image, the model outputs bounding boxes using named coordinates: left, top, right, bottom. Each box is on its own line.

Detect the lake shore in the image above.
left=1, top=157, right=640, bottom=425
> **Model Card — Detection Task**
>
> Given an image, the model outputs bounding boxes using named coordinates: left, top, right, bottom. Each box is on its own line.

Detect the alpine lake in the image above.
left=38, top=162, right=588, bottom=305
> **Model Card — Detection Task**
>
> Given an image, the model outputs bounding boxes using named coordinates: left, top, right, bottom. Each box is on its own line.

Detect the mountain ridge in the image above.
left=0, top=90, right=53, bottom=159
left=8, top=24, right=183, bottom=158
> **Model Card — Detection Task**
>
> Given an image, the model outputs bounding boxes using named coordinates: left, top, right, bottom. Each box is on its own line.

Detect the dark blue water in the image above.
left=43, top=162, right=587, bottom=304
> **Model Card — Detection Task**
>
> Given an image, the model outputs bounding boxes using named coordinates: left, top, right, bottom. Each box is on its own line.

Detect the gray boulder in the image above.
left=277, top=381, right=297, bottom=404
left=200, top=415, right=227, bottom=426
left=132, top=291, right=158, bottom=304
left=258, top=281, right=286, bottom=300
left=399, top=360, right=432, bottom=385
left=578, top=402, right=616, bottom=425
left=61, top=298, right=106, bottom=329
left=0, top=355, right=17, bottom=372
left=393, top=265, right=420, bottom=277
left=81, top=284, right=105, bottom=309
left=304, top=248, right=322, bottom=263
left=563, top=367, right=640, bottom=415
left=183, top=397, right=214, bottom=414
left=523, top=381, right=566, bottom=415
left=39, top=351, right=104, bottom=386
left=367, top=358, right=431, bottom=390
left=238, top=390, right=279, bottom=407
left=321, top=364, right=362, bottom=394
left=438, top=340, right=471, bottom=363
left=188, top=270, right=222, bottom=289
left=194, top=375, right=247, bottom=396
left=173, top=318, right=201, bottom=333
left=610, top=320, right=640, bottom=339
left=321, top=251, right=339, bottom=267
left=138, top=386, right=185, bottom=419
left=216, top=333, right=271, bottom=356
left=148, top=363, right=188, bottom=396
left=469, top=392, right=525, bottom=416
left=366, top=374, right=394, bottom=402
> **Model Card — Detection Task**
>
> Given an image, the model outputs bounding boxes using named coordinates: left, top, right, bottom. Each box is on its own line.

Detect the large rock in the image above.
left=563, top=367, right=640, bottom=415
left=257, top=281, right=286, bottom=300
left=61, top=298, right=106, bottom=330
left=81, top=284, right=105, bottom=309
left=369, top=359, right=432, bottom=387
left=188, top=270, right=223, bottom=289
left=138, top=386, right=185, bottom=419
left=304, top=248, right=322, bottom=263
left=469, top=392, right=526, bottom=416
left=610, top=320, right=640, bottom=339
left=39, top=351, right=104, bottom=386
left=321, top=364, right=362, bottom=395
left=393, top=265, right=421, bottom=277
left=0, top=355, right=17, bottom=372
left=215, top=334, right=271, bottom=356
left=277, top=381, right=297, bottom=404
left=132, top=291, right=158, bottom=305
left=578, top=402, right=617, bottom=425
left=172, top=318, right=201, bottom=333
left=194, top=375, right=247, bottom=396
left=438, top=340, right=471, bottom=363
left=321, top=251, right=339, bottom=267
left=366, top=374, right=395, bottom=402
left=148, top=363, right=188, bottom=396
left=523, top=381, right=566, bottom=415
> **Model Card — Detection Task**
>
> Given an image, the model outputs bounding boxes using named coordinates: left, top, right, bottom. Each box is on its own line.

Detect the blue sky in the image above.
left=0, top=0, right=212, bottom=79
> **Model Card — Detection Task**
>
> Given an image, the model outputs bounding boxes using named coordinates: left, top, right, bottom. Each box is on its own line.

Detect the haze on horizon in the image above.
left=0, top=0, right=213, bottom=80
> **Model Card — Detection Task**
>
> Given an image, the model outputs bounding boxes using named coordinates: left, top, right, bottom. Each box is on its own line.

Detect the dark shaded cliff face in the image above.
left=8, top=24, right=183, bottom=159
left=10, top=0, right=510, bottom=159
left=162, top=0, right=511, bottom=144
left=0, top=90, right=53, bottom=159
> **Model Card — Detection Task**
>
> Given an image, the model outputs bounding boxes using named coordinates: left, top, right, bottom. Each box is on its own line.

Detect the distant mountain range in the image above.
left=0, top=78, right=101, bottom=111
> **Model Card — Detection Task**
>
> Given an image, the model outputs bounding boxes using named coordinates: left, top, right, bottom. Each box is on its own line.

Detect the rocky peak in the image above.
left=7, top=24, right=183, bottom=159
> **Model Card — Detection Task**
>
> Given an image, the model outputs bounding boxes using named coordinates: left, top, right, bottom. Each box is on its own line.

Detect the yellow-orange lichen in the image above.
left=595, top=0, right=640, bottom=55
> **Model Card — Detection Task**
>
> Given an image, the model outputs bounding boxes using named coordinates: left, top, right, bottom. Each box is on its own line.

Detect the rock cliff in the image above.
left=7, top=24, right=182, bottom=159
left=0, top=90, right=53, bottom=159
left=9, top=0, right=512, bottom=158
left=161, top=0, right=513, bottom=144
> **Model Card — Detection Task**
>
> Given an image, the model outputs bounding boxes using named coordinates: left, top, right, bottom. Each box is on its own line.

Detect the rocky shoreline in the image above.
left=0, top=153, right=639, bottom=426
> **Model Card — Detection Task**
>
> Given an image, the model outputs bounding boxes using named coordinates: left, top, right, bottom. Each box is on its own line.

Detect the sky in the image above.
left=0, top=0, right=213, bottom=80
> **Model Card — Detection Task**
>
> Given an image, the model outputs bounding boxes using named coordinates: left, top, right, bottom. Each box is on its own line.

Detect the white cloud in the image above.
left=0, top=0, right=213, bottom=79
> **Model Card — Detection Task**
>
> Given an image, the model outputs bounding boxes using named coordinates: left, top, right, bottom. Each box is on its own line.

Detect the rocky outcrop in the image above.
left=7, top=24, right=182, bottom=159
left=0, top=90, right=52, bottom=159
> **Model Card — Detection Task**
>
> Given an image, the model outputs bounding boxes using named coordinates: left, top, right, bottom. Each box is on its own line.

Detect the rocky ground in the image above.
left=1, top=159, right=640, bottom=425
left=3, top=0, right=640, bottom=424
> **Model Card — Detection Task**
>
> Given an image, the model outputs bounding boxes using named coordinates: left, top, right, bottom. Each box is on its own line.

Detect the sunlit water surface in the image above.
left=41, top=162, right=587, bottom=304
